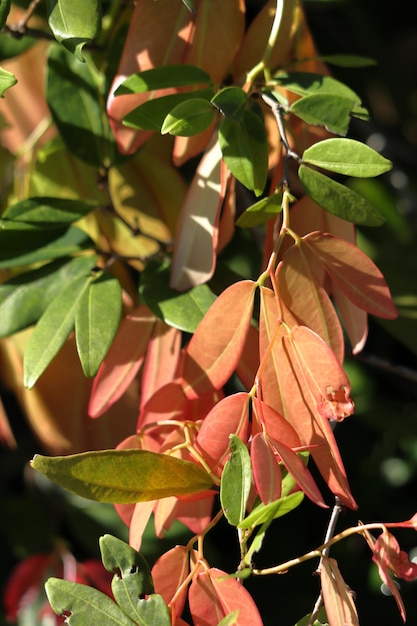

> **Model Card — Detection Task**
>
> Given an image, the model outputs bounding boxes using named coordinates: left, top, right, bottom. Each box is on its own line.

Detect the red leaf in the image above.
left=152, top=546, right=190, bottom=616
left=277, top=243, right=344, bottom=362
left=189, top=567, right=263, bottom=626
left=88, top=306, right=155, bottom=418
left=269, top=437, right=327, bottom=508
left=304, top=232, right=398, bottom=319
left=252, top=399, right=300, bottom=449
left=251, top=432, right=282, bottom=504
left=195, top=393, right=250, bottom=474
left=141, top=321, right=181, bottom=409
left=321, top=557, right=359, bottom=626
left=170, top=139, right=226, bottom=291
left=374, top=530, right=417, bottom=582
left=181, top=281, right=257, bottom=398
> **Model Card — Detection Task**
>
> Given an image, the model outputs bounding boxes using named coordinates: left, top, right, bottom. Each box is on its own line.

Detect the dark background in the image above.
left=1, top=0, right=417, bottom=624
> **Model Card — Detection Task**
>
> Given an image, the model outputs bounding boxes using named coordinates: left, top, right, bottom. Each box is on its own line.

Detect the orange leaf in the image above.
left=88, top=306, right=155, bottom=418
left=129, top=500, right=155, bottom=551
left=321, top=557, right=359, bottom=626
left=277, top=243, right=344, bottom=362
left=189, top=567, right=263, bottom=626
left=235, top=323, right=259, bottom=392
left=252, top=398, right=300, bottom=449
left=181, top=281, right=257, bottom=398
left=152, top=546, right=190, bottom=615
left=331, top=282, right=368, bottom=355
left=304, top=232, right=398, bottom=319
left=170, top=139, right=226, bottom=291
left=107, top=0, right=193, bottom=154
left=141, top=321, right=182, bottom=409
left=251, top=433, right=282, bottom=504
left=195, top=393, right=250, bottom=474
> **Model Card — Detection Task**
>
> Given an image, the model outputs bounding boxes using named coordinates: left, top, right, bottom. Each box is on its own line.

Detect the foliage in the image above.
left=1, top=1, right=416, bottom=626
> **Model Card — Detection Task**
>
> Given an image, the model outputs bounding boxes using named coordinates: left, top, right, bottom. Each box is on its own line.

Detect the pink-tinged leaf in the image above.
left=129, top=500, right=155, bottom=551
left=270, top=437, right=327, bottom=508
left=152, top=546, right=190, bottom=616
left=252, top=399, right=300, bottom=449
left=154, top=496, right=178, bottom=538
left=321, top=557, right=359, bottom=626
left=138, top=381, right=187, bottom=429
left=181, top=281, right=257, bottom=398
left=195, top=393, right=250, bottom=474
left=235, top=323, right=259, bottom=391
left=182, top=388, right=225, bottom=423
left=107, top=0, right=194, bottom=154
left=189, top=567, right=263, bottom=626
left=374, top=530, right=417, bottom=582
left=170, top=139, right=226, bottom=291
left=331, top=282, right=368, bottom=355
left=140, top=321, right=182, bottom=409
left=271, top=328, right=357, bottom=509
left=304, top=232, right=398, bottom=319
left=176, top=493, right=215, bottom=535
left=88, top=306, right=155, bottom=418
left=217, top=174, right=236, bottom=254
left=277, top=243, right=344, bottom=362
left=0, top=397, right=16, bottom=447
left=251, top=433, right=282, bottom=504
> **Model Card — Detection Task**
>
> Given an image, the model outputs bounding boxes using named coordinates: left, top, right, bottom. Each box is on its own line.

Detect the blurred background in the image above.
left=1, top=0, right=416, bottom=624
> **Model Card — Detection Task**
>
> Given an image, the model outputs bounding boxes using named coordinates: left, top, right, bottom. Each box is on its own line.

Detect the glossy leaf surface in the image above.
left=31, top=449, right=214, bottom=503
left=290, top=94, right=355, bottom=136
left=303, top=138, right=392, bottom=177
left=47, top=0, right=101, bottom=61
left=220, top=434, right=252, bottom=526
left=161, top=97, right=215, bottom=136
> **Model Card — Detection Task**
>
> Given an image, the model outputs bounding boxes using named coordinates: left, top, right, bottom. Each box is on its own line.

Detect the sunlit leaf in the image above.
left=23, top=274, right=90, bottom=389
left=31, top=449, right=214, bottom=503
left=161, top=97, right=215, bottom=136
left=115, top=65, right=212, bottom=95
left=0, top=66, right=16, bottom=97
left=321, top=557, right=359, bottom=626
left=0, top=255, right=97, bottom=338
left=75, top=272, right=122, bottom=377
left=123, top=89, right=214, bottom=131
left=299, top=165, right=385, bottom=226
left=303, top=138, right=392, bottom=177
left=140, top=259, right=216, bottom=332
left=251, top=433, right=282, bottom=504
left=47, top=0, right=101, bottom=61
left=221, top=434, right=252, bottom=526
left=236, top=192, right=282, bottom=228
left=151, top=546, right=189, bottom=616
left=238, top=492, right=304, bottom=530
left=291, top=94, right=355, bottom=136
left=181, top=280, right=257, bottom=398
left=45, top=578, right=135, bottom=625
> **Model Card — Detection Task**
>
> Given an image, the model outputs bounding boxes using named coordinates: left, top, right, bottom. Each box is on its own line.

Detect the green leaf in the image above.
left=3, top=197, right=98, bottom=225
left=0, top=255, right=98, bottom=338
left=273, top=71, right=368, bottom=120
left=115, top=65, right=212, bottom=95
left=47, top=45, right=115, bottom=166
left=0, top=0, right=11, bottom=31
left=299, top=164, right=385, bottom=226
left=45, top=578, right=135, bottom=625
left=236, top=192, right=282, bottom=227
left=290, top=94, right=355, bottom=136
left=318, top=54, right=376, bottom=68
left=217, top=611, right=240, bottom=626
left=303, top=138, right=392, bottom=177
left=140, top=259, right=216, bottom=333
left=211, top=86, right=248, bottom=122
left=220, top=435, right=252, bottom=526
left=161, top=98, right=215, bottom=136
left=219, top=104, right=268, bottom=196
left=294, top=607, right=329, bottom=626
left=23, top=274, right=90, bottom=388
left=31, top=449, right=214, bottom=503
left=0, top=225, right=93, bottom=268
left=0, top=66, right=16, bottom=97
left=47, top=0, right=102, bottom=62
left=123, top=88, right=214, bottom=132
left=75, top=272, right=122, bottom=377
left=99, top=535, right=173, bottom=626
left=238, top=492, right=304, bottom=530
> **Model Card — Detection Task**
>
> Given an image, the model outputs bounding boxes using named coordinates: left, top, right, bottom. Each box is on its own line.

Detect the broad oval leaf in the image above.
left=299, top=165, right=385, bottom=226
left=31, top=449, right=214, bottom=503
left=45, top=578, right=135, bottom=626
left=161, top=97, right=215, bottom=136
left=291, top=94, right=355, bottom=136
left=211, top=86, right=248, bottom=122
left=303, top=138, right=392, bottom=177
left=151, top=546, right=189, bottom=616
left=23, top=273, right=91, bottom=389
left=75, top=272, right=122, bottom=377
left=47, top=0, right=102, bottom=61
left=3, top=196, right=98, bottom=225
left=219, top=104, right=268, bottom=196
left=236, top=192, right=282, bottom=228
left=220, top=434, right=252, bottom=526
left=115, top=65, right=212, bottom=95
left=140, top=259, right=216, bottom=333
